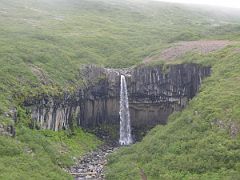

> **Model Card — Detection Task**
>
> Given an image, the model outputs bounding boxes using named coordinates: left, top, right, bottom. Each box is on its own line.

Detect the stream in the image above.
left=67, top=74, right=132, bottom=179
left=67, top=144, right=118, bottom=180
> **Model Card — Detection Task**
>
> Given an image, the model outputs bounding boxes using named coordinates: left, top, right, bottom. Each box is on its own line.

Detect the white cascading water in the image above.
left=119, top=75, right=132, bottom=145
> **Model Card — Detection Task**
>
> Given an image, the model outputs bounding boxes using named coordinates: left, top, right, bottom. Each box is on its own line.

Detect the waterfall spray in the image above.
left=119, top=75, right=132, bottom=145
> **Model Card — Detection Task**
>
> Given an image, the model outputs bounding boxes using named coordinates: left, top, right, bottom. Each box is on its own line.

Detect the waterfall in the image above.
left=119, top=75, right=132, bottom=145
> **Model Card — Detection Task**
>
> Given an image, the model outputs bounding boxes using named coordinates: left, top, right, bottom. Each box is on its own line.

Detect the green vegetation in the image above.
left=1, top=0, right=240, bottom=179
left=0, top=126, right=101, bottom=179
left=0, top=105, right=101, bottom=179
left=106, top=45, right=240, bottom=179
left=1, top=0, right=240, bottom=112
left=91, top=123, right=119, bottom=141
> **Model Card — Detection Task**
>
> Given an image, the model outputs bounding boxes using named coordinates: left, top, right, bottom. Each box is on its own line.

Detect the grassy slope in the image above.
left=106, top=45, right=240, bottom=179
left=0, top=0, right=240, bottom=179
left=1, top=0, right=240, bottom=112
left=0, top=126, right=101, bottom=179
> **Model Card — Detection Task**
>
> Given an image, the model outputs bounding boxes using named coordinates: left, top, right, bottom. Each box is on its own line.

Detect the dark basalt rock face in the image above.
left=0, top=124, right=15, bottom=137
left=24, top=64, right=211, bottom=140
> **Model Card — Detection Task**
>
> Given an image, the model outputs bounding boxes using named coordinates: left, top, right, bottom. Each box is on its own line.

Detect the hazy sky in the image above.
left=154, top=0, right=240, bottom=9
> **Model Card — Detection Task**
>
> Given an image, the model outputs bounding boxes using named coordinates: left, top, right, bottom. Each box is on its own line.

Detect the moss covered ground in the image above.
left=0, top=0, right=240, bottom=179
left=106, top=45, right=240, bottom=179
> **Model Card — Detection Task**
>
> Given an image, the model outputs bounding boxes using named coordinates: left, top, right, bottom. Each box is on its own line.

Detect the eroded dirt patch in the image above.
left=29, top=64, right=52, bottom=85
left=144, top=40, right=232, bottom=63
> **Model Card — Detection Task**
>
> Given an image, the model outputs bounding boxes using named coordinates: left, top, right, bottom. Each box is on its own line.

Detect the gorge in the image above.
left=23, top=63, right=211, bottom=141
left=1, top=0, right=240, bottom=179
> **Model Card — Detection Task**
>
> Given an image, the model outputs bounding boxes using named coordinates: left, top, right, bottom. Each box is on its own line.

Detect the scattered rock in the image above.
left=211, top=119, right=240, bottom=138
left=0, top=124, right=15, bottom=137
left=67, top=145, right=118, bottom=180
left=29, top=64, right=52, bottom=85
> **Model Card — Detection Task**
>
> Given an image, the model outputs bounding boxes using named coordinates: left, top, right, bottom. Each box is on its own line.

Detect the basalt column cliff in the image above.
left=24, top=64, right=211, bottom=139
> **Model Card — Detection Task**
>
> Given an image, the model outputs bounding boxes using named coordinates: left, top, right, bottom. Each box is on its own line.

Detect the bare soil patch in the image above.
left=144, top=40, right=232, bottom=63
left=29, top=65, right=52, bottom=85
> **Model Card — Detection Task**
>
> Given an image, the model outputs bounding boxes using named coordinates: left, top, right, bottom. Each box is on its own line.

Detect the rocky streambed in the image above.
left=67, top=145, right=118, bottom=180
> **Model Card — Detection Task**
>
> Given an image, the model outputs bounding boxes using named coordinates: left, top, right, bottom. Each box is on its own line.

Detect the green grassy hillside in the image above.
left=106, top=44, right=240, bottom=179
left=0, top=126, right=101, bottom=179
left=1, top=0, right=240, bottom=112
left=1, top=0, right=240, bottom=179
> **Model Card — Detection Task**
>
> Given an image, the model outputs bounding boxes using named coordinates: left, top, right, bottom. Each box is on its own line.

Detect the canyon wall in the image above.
left=24, top=64, right=211, bottom=139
